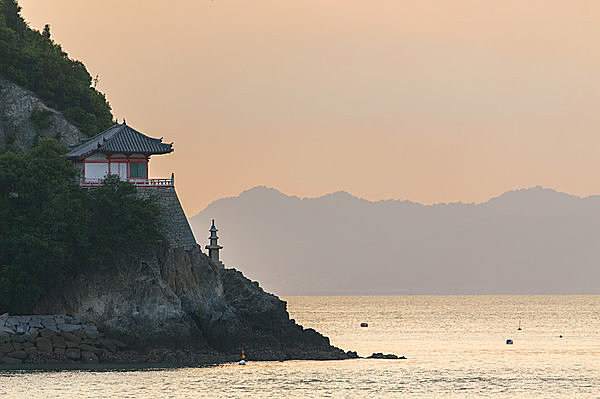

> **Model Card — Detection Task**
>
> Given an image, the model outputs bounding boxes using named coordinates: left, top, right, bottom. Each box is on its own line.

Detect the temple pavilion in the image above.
left=66, top=121, right=174, bottom=187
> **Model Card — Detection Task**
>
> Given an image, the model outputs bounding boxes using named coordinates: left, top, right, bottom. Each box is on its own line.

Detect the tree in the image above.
left=0, top=139, right=164, bottom=313
left=42, top=23, right=50, bottom=39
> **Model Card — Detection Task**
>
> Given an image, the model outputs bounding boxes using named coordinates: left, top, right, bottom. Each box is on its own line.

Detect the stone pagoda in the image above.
left=205, top=220, right=223, bottom=265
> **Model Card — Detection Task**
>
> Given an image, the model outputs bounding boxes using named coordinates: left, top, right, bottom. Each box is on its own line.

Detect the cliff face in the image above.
left=0, top=75, right=86, bottom=152
left=35, top=188, right=353, bottom=361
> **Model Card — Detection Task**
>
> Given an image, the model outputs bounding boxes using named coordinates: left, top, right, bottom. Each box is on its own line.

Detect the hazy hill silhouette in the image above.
left=190, top=186, right=600, bottom=295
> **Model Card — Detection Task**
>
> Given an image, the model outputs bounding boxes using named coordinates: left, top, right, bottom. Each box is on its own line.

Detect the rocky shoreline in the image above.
left=0, top=313, right=237, bottom=366
left=0, top=313, right=134, bottom=365
left=0, top=313, right=358, bottom=367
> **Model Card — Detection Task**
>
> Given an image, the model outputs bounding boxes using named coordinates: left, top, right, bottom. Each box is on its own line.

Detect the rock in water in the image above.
left=367, top=352, right=406, bottom=359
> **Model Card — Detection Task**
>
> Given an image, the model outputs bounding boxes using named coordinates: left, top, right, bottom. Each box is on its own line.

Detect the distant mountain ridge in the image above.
left=190, top=186, right=600, bottom=295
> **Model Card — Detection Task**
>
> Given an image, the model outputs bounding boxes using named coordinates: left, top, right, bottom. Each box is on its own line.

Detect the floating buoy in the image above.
left=360, top=322, right=368, bottom=327
left=506, top=339, right=513, bottom=345
left=517, top=319, right=522, bottom=331
left=239, top=349, right=246, bottom=365
left=559, top=335, right=563, bottom=338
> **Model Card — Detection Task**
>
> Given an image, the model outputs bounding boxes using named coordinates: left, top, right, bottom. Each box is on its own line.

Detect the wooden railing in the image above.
left=80, top=174, right=174, bottom=188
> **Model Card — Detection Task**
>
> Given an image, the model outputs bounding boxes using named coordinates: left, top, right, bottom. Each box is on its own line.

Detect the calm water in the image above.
left=1, top=295, right=599, bottom=398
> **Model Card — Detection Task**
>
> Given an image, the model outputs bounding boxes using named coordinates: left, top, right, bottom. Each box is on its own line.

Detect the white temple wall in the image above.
left=85, top=163, right=109, bottom=180
left=110, top=162, right=128, bottom=180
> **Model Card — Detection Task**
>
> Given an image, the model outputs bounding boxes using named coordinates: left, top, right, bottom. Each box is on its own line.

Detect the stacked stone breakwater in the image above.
left=0, top=313, right=127, bottom=365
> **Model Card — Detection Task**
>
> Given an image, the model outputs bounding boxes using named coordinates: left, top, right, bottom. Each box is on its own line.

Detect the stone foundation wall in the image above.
left=0, top=314, right=126, bottom=365
left=136, top=186, right=197, bottom=250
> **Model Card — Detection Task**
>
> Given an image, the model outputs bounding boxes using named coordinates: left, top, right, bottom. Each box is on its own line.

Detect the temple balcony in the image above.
left=79, top=174, right=174, bottom=188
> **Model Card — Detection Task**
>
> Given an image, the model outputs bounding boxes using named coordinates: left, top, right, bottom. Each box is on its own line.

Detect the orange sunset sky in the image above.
left=18, top=0, right=600, bottom=215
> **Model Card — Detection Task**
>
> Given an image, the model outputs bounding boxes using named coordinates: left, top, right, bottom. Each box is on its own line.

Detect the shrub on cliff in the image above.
left=0, top=0, right=113, bottom=136
left=0, top=139, right=164, bottom=313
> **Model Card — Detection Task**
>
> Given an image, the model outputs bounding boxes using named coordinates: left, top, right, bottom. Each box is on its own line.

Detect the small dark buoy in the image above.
left=506, top=339, right=513, bottom=345
left=559, top=335, right=563, bottom=338
left=360, top=322, right=368, bottom=327
left=517, top=319, right=522, bottom=330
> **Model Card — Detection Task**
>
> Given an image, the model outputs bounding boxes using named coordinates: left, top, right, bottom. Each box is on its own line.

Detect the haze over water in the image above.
left=2, top=295, right=598, bottom=398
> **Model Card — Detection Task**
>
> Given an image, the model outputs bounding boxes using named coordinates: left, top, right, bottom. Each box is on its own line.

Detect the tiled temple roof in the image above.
left=66, top=123, right=173, bottom=158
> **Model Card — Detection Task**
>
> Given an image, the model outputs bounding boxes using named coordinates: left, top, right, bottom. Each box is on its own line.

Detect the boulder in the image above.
left=11, top=351, right=27, bottom=360
left=111, top=339, right=128, bottom=349
left=1, top=357, right=22, bottom=364
left=11, top=334, right=25, bottom=343
left=36, top=337, right=53, bottom=353
left=65, top=348, right=80, bottom=360
left=15, top=324, right=28, bottom=334
left=39, top=328, right=57, bottom=337
left=45, top=325, right=60, bottom=333
left=61, top=331, right=81, bottom=343
left=22, top=341, right=34, bottom=348
left=0, top=332, right=10, bottom=343
left=28, top=318, right=43, bottom=329
left=0, top=343, right=14, bottom=354
left=84, top=327, right=100, bottom=339
left=99, top=338, right=117, bottom=353
left=79, top=344, right=98, bottom=352
left=1, top=326, right=15, bottom=334
left=52, top=336, right=66, bottom=349
left=24, top=346, right=38, bottom=355
left=81, top=350, right=99, bottom=363
left=23, top=328, right=39, bottom=342
left=58, top=324, right=81, bottom=332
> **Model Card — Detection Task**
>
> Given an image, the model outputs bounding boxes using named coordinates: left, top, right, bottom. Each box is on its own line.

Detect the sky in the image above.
left=19, top=0, right=600, bottom=215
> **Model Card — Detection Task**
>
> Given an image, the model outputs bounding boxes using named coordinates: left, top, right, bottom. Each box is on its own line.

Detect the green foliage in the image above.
left=30, top=109, right=52, bottom=132
left=86, top=175, right=165, bottom=268
left=4, top=133, right=15, bottom=146
left=0, top=139, right=164, bottom=313
left=0, top=0, right=113, bottom=136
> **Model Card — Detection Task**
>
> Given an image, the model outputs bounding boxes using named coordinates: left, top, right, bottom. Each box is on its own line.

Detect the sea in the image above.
left=1, top=295, right=599, bottom=398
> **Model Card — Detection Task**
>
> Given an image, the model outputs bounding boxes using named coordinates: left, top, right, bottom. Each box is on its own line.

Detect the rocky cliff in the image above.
left=0, top=75, right=86, bottom=152
left=33, top=187, right=354, bottom=363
